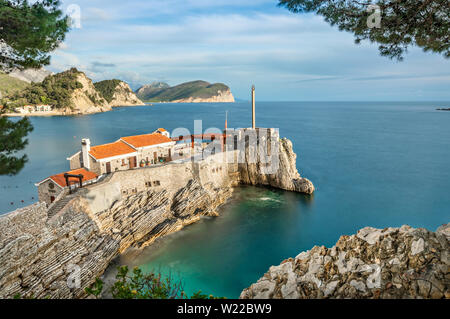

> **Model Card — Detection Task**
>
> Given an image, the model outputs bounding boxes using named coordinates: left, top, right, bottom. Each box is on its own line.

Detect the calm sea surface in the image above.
left=1, top=102, right=449, bottom=297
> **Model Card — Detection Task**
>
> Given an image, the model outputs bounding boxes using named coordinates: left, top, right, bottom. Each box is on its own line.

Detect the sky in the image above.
left=49, top=0, right=450, bottom=101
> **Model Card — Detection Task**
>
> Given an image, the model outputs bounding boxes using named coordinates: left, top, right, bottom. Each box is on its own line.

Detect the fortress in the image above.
left=0, top=89, right=314, bottom=298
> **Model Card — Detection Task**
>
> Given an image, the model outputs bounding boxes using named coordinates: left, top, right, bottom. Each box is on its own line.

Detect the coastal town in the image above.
left=34, top=87, right=256, bottom=207
left=1, top=0, right=448, bottom=304
left=35, top=127, right=207, bottom=205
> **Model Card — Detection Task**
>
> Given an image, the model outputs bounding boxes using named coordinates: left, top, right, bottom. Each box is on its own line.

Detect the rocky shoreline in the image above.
left=1, top=71, right=144, bottom=117
left=240, top=224, right=449, bottom=299
left=0, top=129, right=314, bottom=298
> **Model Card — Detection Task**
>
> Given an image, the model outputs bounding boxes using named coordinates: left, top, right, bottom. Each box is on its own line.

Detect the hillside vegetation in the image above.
left=1, top=68, right=85, bottom=109
left=94, top=79, right=124, bottom=103
left=136, top=80, right=230, bottom=102
left=0, top=72, right=30, bottom=98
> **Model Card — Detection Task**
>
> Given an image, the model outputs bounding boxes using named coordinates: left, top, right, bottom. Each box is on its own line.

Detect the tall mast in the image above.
left=252, top=85, right=255, bottom=129
left=225, top=110, right=228, bottom=131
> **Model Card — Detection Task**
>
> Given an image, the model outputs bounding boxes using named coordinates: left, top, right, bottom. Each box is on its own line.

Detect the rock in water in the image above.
left=237, top=129, right=314, bottom=194
left=240, top=224, right=449, bottom=299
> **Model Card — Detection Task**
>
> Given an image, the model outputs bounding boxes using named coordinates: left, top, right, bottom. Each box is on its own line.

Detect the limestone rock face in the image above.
left=172, top=89, right=235, bottom=103
left=67, top=73, right=111, bottom=114
left=0, top=128, right=314, bottom=299
left=108, top=82, right=144, bottom=107
left=240, top=224, right=449, bottom=299
left=0, top=179, right=232, bottom=299
left=237, top=130, right=314, bottom=195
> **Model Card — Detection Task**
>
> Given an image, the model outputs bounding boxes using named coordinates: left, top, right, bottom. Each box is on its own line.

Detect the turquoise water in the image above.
left=1, top=102, right=450, bottom=297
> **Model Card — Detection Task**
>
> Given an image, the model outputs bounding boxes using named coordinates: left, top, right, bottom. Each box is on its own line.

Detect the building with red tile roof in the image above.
left=37, top=168, right=98, bottom=188
left=66, top=130, right=176, bottom=176
left=89, top=141, right=137, bottom=160
left=120, top=133, right=172, bottom=149
left=35, top=168, right=98, bottom=205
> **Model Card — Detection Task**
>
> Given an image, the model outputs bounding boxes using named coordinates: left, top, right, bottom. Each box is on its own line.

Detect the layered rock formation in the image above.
left=0, top=129, right=313, bottom=298
left=0, top=179, right=232, bottom=298
left=241, top=224, right=449, bottom=299
left=236, top=129, right=314, bottom=194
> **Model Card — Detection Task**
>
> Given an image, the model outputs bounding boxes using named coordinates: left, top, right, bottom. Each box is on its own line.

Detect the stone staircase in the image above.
left=47, top=188, right=88, bottom=219
left=47, top=196, right=73, bottom=219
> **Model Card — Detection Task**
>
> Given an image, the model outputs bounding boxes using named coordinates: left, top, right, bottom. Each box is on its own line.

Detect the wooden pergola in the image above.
left=64, top=173, right=84, bottom=194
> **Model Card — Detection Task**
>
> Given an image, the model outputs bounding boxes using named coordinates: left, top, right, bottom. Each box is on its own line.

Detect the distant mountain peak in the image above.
left=8, top=67, right=53, bottom=83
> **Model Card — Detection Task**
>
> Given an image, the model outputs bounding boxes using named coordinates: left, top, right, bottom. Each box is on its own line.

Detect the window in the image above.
left=153, top=181, right=160, bottom=186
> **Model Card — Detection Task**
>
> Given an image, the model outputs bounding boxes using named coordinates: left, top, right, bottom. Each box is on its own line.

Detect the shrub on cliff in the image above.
left=86, top=266, right=223, bottom=299
left=3, top=68, right=84, bottom=109
left=94, top=79, right=124, bottom=103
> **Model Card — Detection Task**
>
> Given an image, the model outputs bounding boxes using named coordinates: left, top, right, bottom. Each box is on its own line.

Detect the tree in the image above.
left=85, top=266, right=224, bottom=299
left=278, top=0, right=450, bottom=61
left=0, top=0, right=69, bottom=70
left=0, top=0, right=69, bottom=175
left=0, top=115, right=33, bottom=175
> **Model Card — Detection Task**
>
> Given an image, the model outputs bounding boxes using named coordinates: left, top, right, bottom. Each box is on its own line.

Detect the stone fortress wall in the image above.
left=0, top=128, right=314, bottom=298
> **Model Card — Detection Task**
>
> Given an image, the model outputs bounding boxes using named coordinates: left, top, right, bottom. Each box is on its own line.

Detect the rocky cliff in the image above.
left=68, top=73, right=111, bottom=115
left=0, top=130, right=313, bottom=298
left=237, top=129, right=314, bottom=194
left=109, top=81, right=144, bottom=107
left=1, top=68, right=111, bottom=116
left=2, top=69, right=144, bottom=116
left=94, top=80, right=144, bottom=107
left=0, top=179, right=232, bottom=298
left=240, top=224, right=449, bottom=299
left=171, top=88, right=234, bottom=103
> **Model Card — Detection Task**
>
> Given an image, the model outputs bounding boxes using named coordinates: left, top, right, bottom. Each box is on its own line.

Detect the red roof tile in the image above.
left=121, top=133, right=172, bottom=148
left=89, top=141, right=136, bottom=160
left=46, top=168, right=98, bottom=188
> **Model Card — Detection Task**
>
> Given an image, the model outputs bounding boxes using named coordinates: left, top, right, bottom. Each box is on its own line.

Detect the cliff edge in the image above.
left=94, top=80, right=144, bottom=107
left=237, top=129, right=314, bottom=194
left=0, top=129, right=314, bottom=298
left=240, top=224, right=449, bottom=299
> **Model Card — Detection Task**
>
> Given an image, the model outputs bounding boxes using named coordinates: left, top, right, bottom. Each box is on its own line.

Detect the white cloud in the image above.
left=50, top=0, right=450, bottom=100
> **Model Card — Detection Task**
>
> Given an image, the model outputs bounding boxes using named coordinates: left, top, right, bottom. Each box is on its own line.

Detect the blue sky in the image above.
left=49, top=0, right=450, bottom=101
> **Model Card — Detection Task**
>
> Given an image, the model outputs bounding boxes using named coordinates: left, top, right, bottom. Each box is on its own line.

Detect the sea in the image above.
left=1, top=101, right=449, bottom=298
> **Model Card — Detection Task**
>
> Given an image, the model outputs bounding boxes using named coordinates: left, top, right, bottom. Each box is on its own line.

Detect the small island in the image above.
left=436, top=108, right=450, bottom=111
